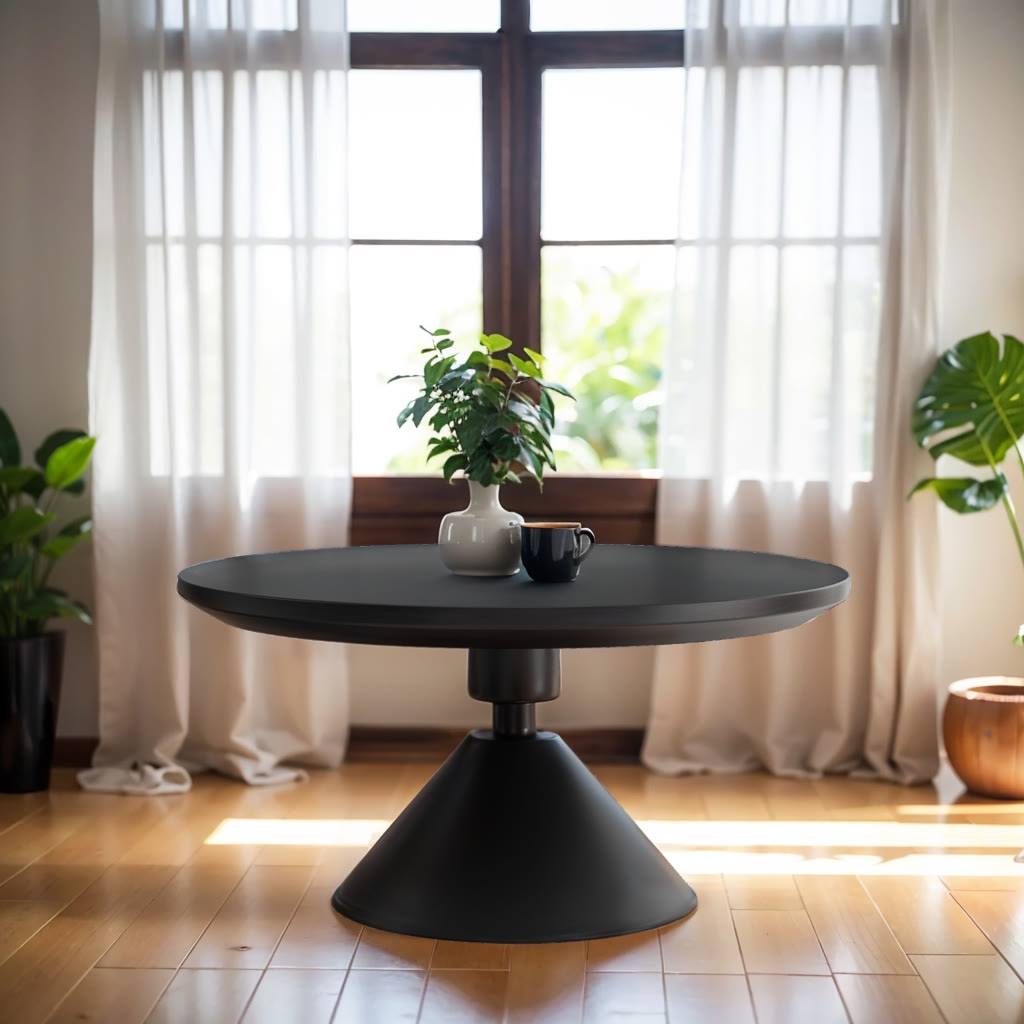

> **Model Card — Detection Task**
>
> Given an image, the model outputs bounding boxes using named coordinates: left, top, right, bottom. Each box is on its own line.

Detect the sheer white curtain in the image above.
left=645, top=0, right=950, bottom=781
left=83, top=0, right=351, bottom=794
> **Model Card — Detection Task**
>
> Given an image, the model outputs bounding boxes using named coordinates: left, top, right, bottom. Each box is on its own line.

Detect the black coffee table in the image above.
left=177, top=543, right=849, bottom=943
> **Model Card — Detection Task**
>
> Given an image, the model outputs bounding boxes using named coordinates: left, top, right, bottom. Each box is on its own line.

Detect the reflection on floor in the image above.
left=1, top=761, right=1023, bottom=1023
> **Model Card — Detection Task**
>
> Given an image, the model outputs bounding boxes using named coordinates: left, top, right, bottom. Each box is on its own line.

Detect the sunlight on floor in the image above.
left=205, top=818, right=387, bottom=846
left=203, top=815, right=1024, bottom=876
left=637, top=819, right=1024, bottom=848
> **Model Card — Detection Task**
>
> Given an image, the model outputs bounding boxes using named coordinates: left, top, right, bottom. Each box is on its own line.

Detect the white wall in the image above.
left=937, top=0, right=1024, bottom=688
left=0, top=0, right=100, bottom=736
left=1, top=1, right=1021, bottom=737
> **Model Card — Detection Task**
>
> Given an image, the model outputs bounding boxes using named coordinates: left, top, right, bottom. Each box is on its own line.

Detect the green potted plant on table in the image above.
left=391, top=327, right=574, bottom=576
left=910, top=330, right=1024, bottom=798
left=0, top=409, right=95, bottom=792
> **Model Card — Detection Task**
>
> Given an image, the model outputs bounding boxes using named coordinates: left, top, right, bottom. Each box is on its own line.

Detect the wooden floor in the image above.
left=2, top=762, right=1024, bottom=1023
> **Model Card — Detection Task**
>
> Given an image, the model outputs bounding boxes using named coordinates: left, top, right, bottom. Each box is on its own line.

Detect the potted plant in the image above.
left=391, top=327, right=574, bottom=576
left=910, top=330, right=1024, bottom=797
left=0, top=409, right=95, bottom=792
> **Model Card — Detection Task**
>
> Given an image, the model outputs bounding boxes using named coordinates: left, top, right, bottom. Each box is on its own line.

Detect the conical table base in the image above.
left=332, top=729, right=697, bottom=943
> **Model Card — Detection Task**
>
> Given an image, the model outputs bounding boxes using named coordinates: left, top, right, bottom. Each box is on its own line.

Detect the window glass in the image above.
left=542, top=69, right=685, bottom=241
left=350, top=245, right=483, bottom=474
left=349, top=71, right=482, bottom=240
left=531, top=0, right=702, bottom=31
left=541, top=245, right=673, bottom=471
left=347, top=0, right=499, bottom=32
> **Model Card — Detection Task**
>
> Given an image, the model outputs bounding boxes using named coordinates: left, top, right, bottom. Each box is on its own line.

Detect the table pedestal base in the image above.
left=331, top=728, right=697, bottom=943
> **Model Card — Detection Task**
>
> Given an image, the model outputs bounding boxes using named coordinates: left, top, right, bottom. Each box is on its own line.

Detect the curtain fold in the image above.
left=83, top=0, right=351, bottom=794
left=644, top=0, right=950, bottom=782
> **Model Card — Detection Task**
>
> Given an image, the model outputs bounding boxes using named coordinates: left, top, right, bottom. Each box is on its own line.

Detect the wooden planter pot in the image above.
left=943, top=677, right=1024, bottom=799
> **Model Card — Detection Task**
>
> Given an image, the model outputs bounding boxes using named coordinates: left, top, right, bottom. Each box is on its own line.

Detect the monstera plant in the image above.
left=910, top=331, right=1024, bottom=643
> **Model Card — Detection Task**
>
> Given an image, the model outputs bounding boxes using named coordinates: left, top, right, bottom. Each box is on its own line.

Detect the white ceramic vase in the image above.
left=438, top=480, right=524, bottom=577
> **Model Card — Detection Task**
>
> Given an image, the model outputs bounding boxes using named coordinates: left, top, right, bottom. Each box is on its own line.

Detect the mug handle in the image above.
left=576, top=527, right=596, bottom=562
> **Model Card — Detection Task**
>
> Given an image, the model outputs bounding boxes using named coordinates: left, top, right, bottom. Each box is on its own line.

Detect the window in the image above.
left=351, top=4, right=691, bottom=475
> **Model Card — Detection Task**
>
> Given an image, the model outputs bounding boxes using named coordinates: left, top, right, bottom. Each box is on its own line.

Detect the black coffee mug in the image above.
left=520, top=523, right=596, bottom=583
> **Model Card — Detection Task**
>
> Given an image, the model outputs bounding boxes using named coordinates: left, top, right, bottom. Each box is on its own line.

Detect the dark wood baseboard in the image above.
left=53, top=736, right=100, bottom=767
left=344, top=726, right=644, bottom=763
left=53, top=726, right=644, bottom=769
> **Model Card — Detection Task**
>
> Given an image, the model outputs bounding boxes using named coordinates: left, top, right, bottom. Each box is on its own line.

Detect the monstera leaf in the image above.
left=908, top=474, right=1008, bottom=514
left=913, top=331, right=1024, bottom=466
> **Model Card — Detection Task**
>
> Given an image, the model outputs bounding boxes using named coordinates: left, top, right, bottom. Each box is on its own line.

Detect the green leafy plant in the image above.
left=910, top=331, right=1024, bottom=643
left=0, top=409, right=96, bottom=638
left=389, top=327, right=574, bottom=487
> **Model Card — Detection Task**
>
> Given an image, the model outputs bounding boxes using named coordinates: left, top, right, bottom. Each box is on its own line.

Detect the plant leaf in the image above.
left=0, top=409, right=20, bottom=468
left=908, top=474, right=1008, bottom=513
left=509, top=354, right=540, bottom=379
left=44, top=436, right=96, bottom=491
left=34, top=429, right=86, bottom=471
left=913, top=332, right=1024, bottom=466
left=488, top=359, right=515, bottom=378
left=0, top=552, right=31, bottom=587
left=442, top=454, right=468, bottom=482
left=536, top=378, right=575, bottom=399
left=523, top=347, right=545, bottom=364
left=0, top=506, right=55, bottom=546
left=40, top=516, right=92, bottom=560
left=436, top=339, right=455, bottom=351
left=480, top=333, right=512, bottom=354
left=0, top=467, right=39, bottom=493
left=19, top=590, right=92, bottom=625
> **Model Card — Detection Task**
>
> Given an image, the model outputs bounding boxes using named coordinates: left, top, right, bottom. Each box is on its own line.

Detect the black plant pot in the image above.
left=0, top=632, right=65, bottom=793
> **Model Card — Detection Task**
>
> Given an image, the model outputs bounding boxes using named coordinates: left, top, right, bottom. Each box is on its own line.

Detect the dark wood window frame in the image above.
left=350, top=2, right=683, bottom=544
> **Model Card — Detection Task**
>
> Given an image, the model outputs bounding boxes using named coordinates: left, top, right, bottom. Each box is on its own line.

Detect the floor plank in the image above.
left=332, top=969, right=426, bottom=1024
left=659, top=891, right=744, bottom=974
left=145, top=968, right=261, bottom=1024
left=505, top=942, right=585, bottom=1024
left=432, top=941, right=511, bottom=970
left=587, top=930, right=662, bottom=972
left=724, top=874, right=803, bottom=910
left=940, top=873, right=1024, bottom=891
left=0, top=900, right=63, bottom=966
left=795, top=876, right=913, bottom=974
left=834, top=973, right=945, bottom=1024
left=582, top=971, right=666, bottom=1023
left=241, top=967, right=346, bottom=1024
left=46, top=966, right=171, bottom=1024
left=100, top=856, right=253, bottom=968
left=862, top=875, right=994, bottom=955
left=0, top=811, right=83, bottom=886
left=419, top=969, right=508, bottom=1024
left=182, top=864, right=313, bottom=969
left=350, top=926, right=435, bottom=970
left=0, top=864, right=176, bottom=1024
left=911, top=954, right=1024, bottom=1024
left=0, top=795, right=45, bottom=836
left=663, top=974, right=756, bottom=1023
left=747, top=975, right=849, bottom=1024
left=731, top=909, right=831, bottom=975
left=269, top=887, right=362, bottom=969
left=950, top=889, right=1024, bottom=979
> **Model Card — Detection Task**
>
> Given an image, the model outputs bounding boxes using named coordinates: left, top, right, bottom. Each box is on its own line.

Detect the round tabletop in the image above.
left=177, top=544, right=850, bottom=650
